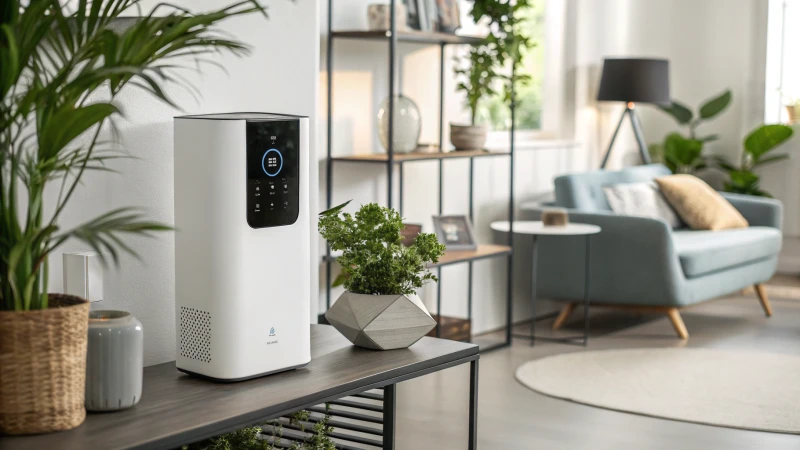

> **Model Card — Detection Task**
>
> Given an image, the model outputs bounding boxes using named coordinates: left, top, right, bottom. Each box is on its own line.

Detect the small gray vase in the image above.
left=85, top=310, right=143, bottom=412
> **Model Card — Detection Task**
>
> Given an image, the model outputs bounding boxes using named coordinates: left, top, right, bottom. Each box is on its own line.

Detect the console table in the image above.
left=0, top=325, right=479, bottom=450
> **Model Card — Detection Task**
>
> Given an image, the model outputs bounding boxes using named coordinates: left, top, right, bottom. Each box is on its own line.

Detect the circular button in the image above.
left=261, top=149, right=283, bottom=177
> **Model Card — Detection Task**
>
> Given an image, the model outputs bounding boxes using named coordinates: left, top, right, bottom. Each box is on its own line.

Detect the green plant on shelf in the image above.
left=0, top=0, right=265, bottom=311
left=318, top=201, right=445, bottom=295
left=713, top=124, right=795, bottom=197
left=183, top=408, right=335, bottom=450
left=649, top=90, right=732, bottom=174
left=454, top=0, right=535, bottom=124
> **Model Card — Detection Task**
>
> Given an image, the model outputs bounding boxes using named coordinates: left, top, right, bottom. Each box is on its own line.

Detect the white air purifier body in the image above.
left=174, top=113, right=311, bottom=381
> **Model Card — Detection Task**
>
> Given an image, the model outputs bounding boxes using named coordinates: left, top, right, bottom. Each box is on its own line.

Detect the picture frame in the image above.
left=432, top=215, right=477, bottom=251
left=435, top=0, right=461, bottom=33
left=400, top=223, right=423, bottom=247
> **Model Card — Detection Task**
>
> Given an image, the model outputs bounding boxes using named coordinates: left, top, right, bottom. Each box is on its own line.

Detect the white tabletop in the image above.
left=490, top=220, right=601, bottom=236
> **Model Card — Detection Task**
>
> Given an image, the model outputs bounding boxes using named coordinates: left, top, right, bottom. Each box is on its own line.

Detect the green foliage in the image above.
left=454, top=46, right=497, bottom=124
left=714, top=124, right=795, bottom=197
left=454, top=0, right=535, bottom=124
left=651, top=89, right=732, bottom=173
left=183, top=408, right=336, bottom=450
left=0, top=0, right=264, bottom=310
left=319, top=202, right=445, bottom=296
left=658, top=90, right=732, bottom=139
left=653, top=132, right=706, bottom=174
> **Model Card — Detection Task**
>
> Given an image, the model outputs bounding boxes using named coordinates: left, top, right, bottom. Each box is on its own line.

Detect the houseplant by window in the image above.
left=319, top=202, right=445, bottom=350
left=0, top=0, right=263, bottom=435
left=649, top=89, right=732, bottom=173
left=714, top=124, right=795, bottom=197
left=451, top=0, right=533, bottom=150
left=783, top=94, right=800, bottom=124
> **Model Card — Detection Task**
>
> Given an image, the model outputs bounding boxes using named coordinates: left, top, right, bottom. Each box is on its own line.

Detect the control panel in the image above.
left=246, top=120, right=300, bottom=228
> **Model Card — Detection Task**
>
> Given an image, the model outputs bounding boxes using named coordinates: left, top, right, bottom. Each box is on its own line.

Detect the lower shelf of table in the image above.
left=258, top=389, right=389, bottom=450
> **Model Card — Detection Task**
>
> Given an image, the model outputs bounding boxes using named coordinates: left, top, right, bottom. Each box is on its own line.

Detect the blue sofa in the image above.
left=525, top=164, right=782, bottom=338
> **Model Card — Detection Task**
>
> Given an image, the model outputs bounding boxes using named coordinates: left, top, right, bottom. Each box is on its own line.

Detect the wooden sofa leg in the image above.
left=754, top=284, right=773, bottom=317
left=666, top=308, right=689, bottom=340
left=552, top=303, right=576, bottom=330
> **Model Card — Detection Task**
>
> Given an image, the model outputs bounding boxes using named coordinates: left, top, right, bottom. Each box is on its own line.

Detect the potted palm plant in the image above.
left=451, top=0, right=532, bottom=151
left=0, top=0, right=264, bottom=435
left=319, top=202, right=445, bottom=350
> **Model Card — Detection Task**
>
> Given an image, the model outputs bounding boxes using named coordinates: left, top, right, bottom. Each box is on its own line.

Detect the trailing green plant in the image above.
left=649, top=89, right=732, bottom=173
left=0, top=0, right=265, bottom=311
left=454, top=0, right=534, bottom=124
left=318, top=201, right=446, bottom=296
left=714, top=124, right=795, bottom=197
left=183, top=408, right=336, bottom=450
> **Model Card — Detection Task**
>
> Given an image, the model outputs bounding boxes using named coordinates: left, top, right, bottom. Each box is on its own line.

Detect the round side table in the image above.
left=490, top=220, right=601, bottom=346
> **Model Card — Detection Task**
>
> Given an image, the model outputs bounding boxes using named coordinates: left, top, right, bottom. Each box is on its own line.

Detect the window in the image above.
left=765, top=0, right=800, bottom=123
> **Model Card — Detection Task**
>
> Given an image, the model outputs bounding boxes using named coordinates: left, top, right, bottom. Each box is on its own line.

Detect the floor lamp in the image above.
left=597, top=58, right=671, bottom=169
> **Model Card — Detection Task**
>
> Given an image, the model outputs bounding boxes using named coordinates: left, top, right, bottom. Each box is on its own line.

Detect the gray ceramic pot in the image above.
left=450, top=123, right=488, bottom=150
left=85, top=310, right=143, bottom=412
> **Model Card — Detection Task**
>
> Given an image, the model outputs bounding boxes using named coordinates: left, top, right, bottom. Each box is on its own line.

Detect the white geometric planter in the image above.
left=325, top=291, right=437, bottom=350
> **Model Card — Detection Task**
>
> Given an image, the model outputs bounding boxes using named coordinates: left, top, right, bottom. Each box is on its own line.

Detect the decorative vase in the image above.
left=325, top=291, right=437, bottom=350
left=367, top=3, right=408, bottom=31
left=85, top=310, right=143, bottom=412
left=450, top=123, right=488, bottom=151
left=378, top=95, right=422, bottom=154
left=0, top=294, right=89, bottom=435
left=786, top=105, right=800, bottom=124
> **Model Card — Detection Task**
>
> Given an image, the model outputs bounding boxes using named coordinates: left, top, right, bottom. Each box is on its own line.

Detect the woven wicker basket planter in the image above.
left=0, top=294, right=90, bottom=435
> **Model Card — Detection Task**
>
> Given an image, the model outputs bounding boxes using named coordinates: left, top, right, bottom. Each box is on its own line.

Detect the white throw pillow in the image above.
left=603, top=182, right=683, bottom=228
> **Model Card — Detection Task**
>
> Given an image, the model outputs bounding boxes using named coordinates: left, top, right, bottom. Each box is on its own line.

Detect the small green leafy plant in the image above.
left=319, top=201, right=446, bottom=296
left=650, top=90, right=732, bottom=173
left=183, top=408, right=335, bottom=450
left=714, top=124, right=795, bottom=197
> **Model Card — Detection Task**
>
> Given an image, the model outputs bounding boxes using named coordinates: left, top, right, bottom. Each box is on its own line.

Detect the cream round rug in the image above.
left=516, top=348, right=800, bottom=434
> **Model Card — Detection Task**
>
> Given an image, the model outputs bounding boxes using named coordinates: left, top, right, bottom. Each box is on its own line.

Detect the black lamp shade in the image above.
left=597, top=58, right=670, bottom=104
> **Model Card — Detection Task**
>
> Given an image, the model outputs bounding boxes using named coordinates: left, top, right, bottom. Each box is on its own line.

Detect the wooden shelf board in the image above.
left=332, top=149, right=509, bottom=163
left=332, top=29, right=485, bottom=45
left=431, top=244, right=512, bottom=268
left=324, top=244, right=512, bottom=267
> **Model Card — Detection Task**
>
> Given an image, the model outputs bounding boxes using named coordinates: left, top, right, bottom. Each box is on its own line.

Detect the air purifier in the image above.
left=174, top=112, right=311, bottom=381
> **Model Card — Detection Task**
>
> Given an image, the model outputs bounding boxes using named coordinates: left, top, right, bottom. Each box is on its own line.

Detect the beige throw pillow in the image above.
left=655, top=174, right=748, bottom=230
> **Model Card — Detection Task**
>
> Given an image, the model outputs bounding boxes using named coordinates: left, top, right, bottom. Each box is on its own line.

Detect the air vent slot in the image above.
left=179, top=307, right=211, bottom=363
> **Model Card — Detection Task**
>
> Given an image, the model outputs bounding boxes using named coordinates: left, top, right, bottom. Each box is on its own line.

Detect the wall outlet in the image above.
left=63, top=251, right=105, bottom=303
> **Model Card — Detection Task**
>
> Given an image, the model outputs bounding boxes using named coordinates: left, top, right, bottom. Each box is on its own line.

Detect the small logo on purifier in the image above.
left=269, top=327, right=276, bottom=337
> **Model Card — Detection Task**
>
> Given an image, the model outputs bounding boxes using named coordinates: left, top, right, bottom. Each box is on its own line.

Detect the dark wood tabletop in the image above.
left=0, top=324, right=478, bottom=450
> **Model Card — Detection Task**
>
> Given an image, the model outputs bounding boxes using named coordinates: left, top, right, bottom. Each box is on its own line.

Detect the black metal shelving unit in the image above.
left=324, top=3, right=517, bottom=352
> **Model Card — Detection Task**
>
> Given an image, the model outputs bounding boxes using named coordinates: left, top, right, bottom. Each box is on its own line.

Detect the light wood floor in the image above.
left=394, top=291, right=800, bottom=449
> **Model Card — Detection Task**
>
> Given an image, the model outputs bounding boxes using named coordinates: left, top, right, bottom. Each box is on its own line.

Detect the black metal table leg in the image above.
left=530, top=235, right=538, bottom=346
left=383, top=384, right=396, bottom=449
left=468, top=359, right=479, bottom=450
left=583, top=235, right=592, bottom=346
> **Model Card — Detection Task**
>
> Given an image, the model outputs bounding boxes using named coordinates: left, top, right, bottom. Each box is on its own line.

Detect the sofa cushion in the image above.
left=554, top=164, right=672, bottom=211
left=672, top=227, right=782, bottom=278
left=656, top=174, right=749, bottom=230
left=603, top=181, right=683, bottom=228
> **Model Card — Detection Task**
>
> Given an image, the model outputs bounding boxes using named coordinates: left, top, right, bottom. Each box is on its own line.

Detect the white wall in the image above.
left=47, top=0, right=320, bottom=366
left=320, top=0, right=772, bottom=335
